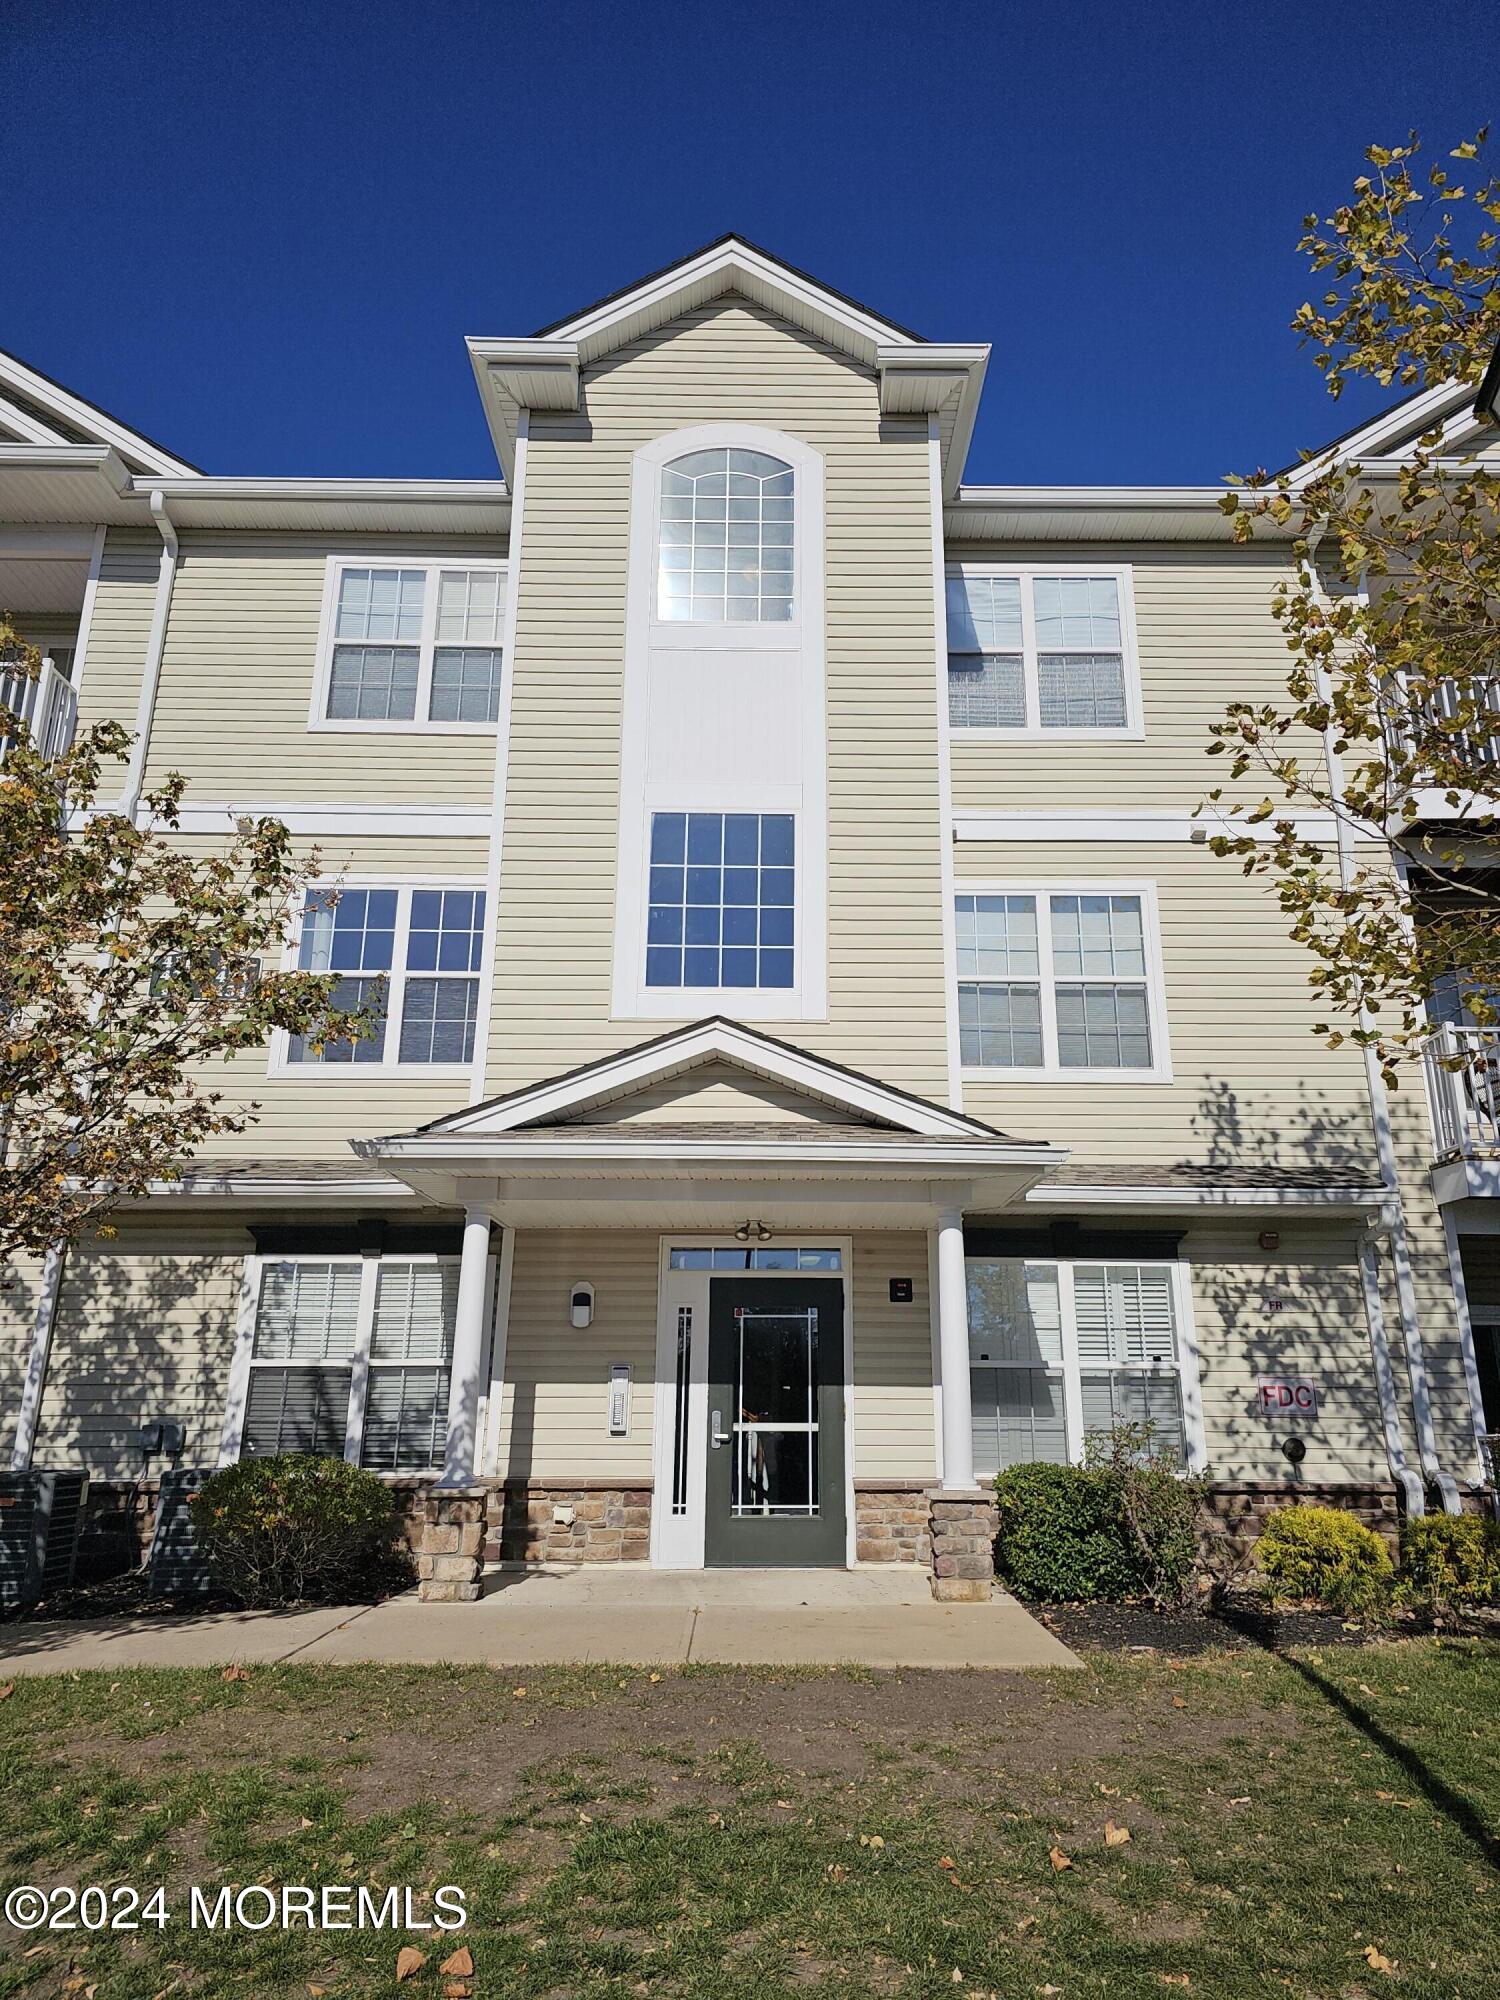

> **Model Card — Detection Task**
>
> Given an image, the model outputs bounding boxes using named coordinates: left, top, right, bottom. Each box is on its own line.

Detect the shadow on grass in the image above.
left=1275, top=1645, right=1500, bottom=1872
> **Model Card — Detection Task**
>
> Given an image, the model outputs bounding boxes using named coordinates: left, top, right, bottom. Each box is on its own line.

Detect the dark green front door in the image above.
left=704, top=1277, right=846, bottom=1567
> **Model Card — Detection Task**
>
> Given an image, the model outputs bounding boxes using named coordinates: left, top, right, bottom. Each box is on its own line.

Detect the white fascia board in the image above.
left=1285, top=380, right=1472, bottom=487
left=951, top=483, right=1292, bottom=511
left=465, top=339, right=580, bottom=409
left=139, top=1176, right=420, bottom=1203
left=0, top=443, right=133, bottom=491
left=1026, top=1182, right=1384, bottom=1210
left=0, top=351, right=199, bottom=478
left=0, top=525, right=101, bottom=559
left=416, top=1019, right=1002, bottom=1138
left=876, top=344, right=989, bottom=412
left=365, top=1136, right=1064, bottom=1169
left=135, top=475, right=509, bottom=501
left=540, top=240, right=923, bottom=365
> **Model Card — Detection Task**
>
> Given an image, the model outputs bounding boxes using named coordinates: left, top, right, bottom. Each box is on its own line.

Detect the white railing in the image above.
left=0, top=656, right=78, bottom=766
left=1386, top=677, right=1500, bottom=773
left=1424, top=1023, right=1500, bottom=1158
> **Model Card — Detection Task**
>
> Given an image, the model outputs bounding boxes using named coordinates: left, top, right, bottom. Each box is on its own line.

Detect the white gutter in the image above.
left=120, top=487, right=178, bottom=818
left=1307, top=529, right=1453, bottom=1512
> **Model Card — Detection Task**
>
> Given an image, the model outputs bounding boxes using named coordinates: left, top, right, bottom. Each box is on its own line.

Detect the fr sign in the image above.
left=1257, top=1376, right=1318, bottom=1418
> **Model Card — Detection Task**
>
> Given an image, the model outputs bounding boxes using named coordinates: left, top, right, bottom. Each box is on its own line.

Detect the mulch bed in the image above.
left=1037, top=1593, right=1500, bottom=1653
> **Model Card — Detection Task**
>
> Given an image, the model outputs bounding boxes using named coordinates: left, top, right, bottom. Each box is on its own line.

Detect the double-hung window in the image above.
left=955, top=885, right=1167, bottom=1078
left=241, top=1256, right=460, bottom=1472
left=967, top=1256, right=1197, bottom=1473
left=314, top=560, right=507, bottom=729
left=946, top=567, right=1139, bottom=735
left=283, top=884, right=486, bottom=1071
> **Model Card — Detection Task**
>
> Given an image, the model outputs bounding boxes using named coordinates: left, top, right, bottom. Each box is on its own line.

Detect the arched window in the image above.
left=657, top=448, right=794, bottom=623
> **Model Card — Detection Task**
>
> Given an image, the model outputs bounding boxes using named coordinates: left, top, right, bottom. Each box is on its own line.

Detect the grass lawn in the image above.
left=0, top=1638, right=1496, bottom=1999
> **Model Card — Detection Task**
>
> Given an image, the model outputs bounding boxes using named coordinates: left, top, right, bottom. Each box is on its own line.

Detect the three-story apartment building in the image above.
left=2, top=239, right=1493, bottom=1599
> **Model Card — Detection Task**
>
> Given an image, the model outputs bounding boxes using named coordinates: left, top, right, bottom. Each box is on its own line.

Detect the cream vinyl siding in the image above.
left=945, top=543, right=1306, bottom=810
left=73, top=530, right=161, bottom=732
left=486, top=295, right=952, bottom=1103
left=1180, top=1220, right=1390, bottom=1482
left=850, top=1230, right=936, bottom=1481
left=18, top=1223, right=248, bottom=1481
left=494, top=1230, right=660, bottom=1481
left=955, top=839, right=1373, bottom=1157
left=167, top=833, right=489, bottom=1159
left=138, top=534, right=505, bottom=804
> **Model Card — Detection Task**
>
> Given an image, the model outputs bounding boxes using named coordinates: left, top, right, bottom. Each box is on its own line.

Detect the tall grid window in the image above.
left=320, top=562, right=506, bottom=726
left=967, top=1257, right=1189, bottom=1473
left=645, top=812, right=794, bottom=990
left=956, top=889, right=1160, bottom=1074
left=947, top=570, right=1133, bottom=732
left=657, top=449, right=794, bottom=624
left=241, top=1257, right=462, bottom=1472
left=286, top=884, right=486, bottom=1069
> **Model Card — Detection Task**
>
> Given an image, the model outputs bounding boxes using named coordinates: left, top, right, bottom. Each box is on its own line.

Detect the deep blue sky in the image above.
left=4, top=1, right=1493, bottom=485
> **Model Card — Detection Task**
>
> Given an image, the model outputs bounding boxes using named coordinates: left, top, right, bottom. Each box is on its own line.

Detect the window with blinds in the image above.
left=966, top=1257, right=1189, bottom=1471
left=361, top=1263, right=459, bottom=1471
left=1073, top=1263, right=1185, bottom=1463
left=241, top=1256, right=461, bottom=1470
left=946, top=569, right=1136, bottom=733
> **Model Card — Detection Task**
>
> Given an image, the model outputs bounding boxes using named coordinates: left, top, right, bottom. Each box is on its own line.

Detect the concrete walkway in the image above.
left=0, top=1566, right=1080, bottom=1672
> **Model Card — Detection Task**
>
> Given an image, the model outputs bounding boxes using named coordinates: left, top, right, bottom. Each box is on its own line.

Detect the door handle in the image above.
left=710, top=1408, right=730, bottom=1448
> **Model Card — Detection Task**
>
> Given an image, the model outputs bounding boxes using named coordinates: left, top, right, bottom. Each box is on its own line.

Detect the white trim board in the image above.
left=416, top=1017, right=1006, bottom=1139
left=952, top=809, right=1341, bottom=844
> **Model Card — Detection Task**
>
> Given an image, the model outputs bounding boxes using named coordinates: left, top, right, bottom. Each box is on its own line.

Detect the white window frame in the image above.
left=967, top=1255, right=1206, bottom=1474
left=267, top=874, right=489, bottom=1080
left=220, top=1250, right=474, bottom=1471
left=956, top=878, right=1172, bottom=1083
left=944, top=562, right=1143, bottom=741
left=309, top=555, right=509, bottom=735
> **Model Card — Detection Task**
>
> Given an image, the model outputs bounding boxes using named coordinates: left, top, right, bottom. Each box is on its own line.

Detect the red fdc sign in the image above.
left=1257, top=1376, right=1318, bottom=1418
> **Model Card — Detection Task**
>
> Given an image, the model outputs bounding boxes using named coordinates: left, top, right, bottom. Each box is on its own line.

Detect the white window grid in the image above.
left=966, top=1257, right=1204, bottom=1472
left=310, top=557, right=508, bottom=733
left=270, top=878, right=487, bottom=1077
left=945, top=564, right=1142, bottom=739
left=955, top=880, right=1171, bottom=1082
left=238, top=1254, right=460, bottom=1473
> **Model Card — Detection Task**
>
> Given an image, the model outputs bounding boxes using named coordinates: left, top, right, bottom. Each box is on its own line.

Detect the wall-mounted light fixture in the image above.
left=1258, top=1231, right=1281, bottom=1253
left=570, top=1282, right=595, bottom=1329
left=734, top=1220, right=772, bottom=1243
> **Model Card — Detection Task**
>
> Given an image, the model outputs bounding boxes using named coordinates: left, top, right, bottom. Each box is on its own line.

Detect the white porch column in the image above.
left=935, top=1205, right=975, bottom=1490
left=440, top=1203, right=493, bottom=1486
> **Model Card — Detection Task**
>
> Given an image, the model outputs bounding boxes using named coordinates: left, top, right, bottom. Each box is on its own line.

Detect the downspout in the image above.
left=1306, top=526, right=1456, bottom=1511
left=9, top=490, right=179, bottom=1469
left=120, top=487, right=178, bottom=819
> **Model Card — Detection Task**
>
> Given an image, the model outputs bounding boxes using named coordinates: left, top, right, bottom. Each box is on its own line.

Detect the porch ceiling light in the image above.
left=734, top=1220, right=773, bottom=1242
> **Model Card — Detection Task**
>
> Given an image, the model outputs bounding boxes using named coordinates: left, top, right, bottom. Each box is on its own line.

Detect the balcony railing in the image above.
left=1386, top=677, right=1500, bottom=775
left=0, top=656, right=79, bottom=766
left=1424, top=1023, right=1500, bottom=1158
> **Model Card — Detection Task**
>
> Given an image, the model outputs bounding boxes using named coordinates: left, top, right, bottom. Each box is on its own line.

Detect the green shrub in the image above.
left=994, top=1429, right=1206, bottom=1606
left=1256, top=1504, right=1394, bottom=1615
left=1398, top=1513, right=1500, bottom=1610
left=190, top=1456, right=411, bottom=1608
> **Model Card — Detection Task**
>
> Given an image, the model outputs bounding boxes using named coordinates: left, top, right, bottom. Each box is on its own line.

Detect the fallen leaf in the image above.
left=1363, top=1944, right=1397, bottom=1975
left=1374, top=1791, right=1415, bottom=1809
left=439, top=1948, right=474, bottom=1978
left=1048, top=1846, right=1073, bottom=1872
left=23, top=1947, right=47, bottom=1961
left=1097, top=1784, right=1120, bottom=1796
left=1171, top=1695, right=1187, bottom=1709
left=649, top=1672, right=663, bottom=1682
left=512, top=1686, right=526, bottom=1698
left=443, top=1987, right=469, bottom=1999
left=1014, top=1916, right=1035, bottom=1935
left=395, top=1946, right=426, bottom=1982
left=0, top=1684, right=12, bottom=1700
left=221, top=1665, right=251, bottom=1683
left=1104, top=1821, right=1131, bottom=1847
left=308, top=1987, right=329, bottom=1997
left=300, top=1817, right=316, bottom=1829
left=859, top=1833, right=885, bottom=1850
left=1161, top=1977, right=1191, bottom=1989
